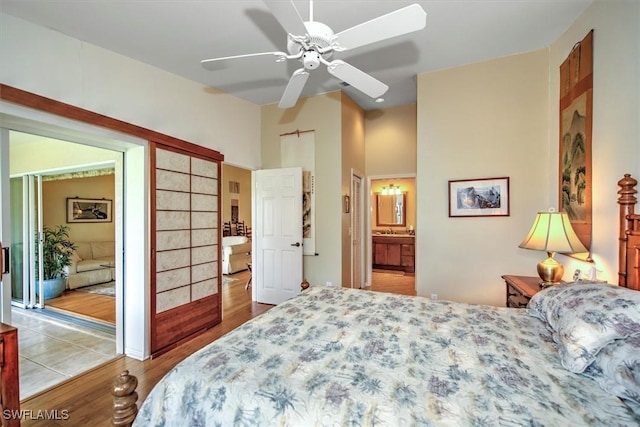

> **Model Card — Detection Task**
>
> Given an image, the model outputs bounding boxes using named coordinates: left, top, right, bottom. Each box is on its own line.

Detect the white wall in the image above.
left=549, top=0, right=640, bottom=283
left=0, top=13, right=262, bottom=170
left=417, top=49, right=550, bottom=305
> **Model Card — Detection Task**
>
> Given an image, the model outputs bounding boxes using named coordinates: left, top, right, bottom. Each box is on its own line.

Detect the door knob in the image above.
left=290, top=242, right=301, bottom=247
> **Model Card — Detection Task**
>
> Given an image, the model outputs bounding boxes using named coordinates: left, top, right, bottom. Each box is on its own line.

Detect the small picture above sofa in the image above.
left=66, top=241, right=115, bottom=289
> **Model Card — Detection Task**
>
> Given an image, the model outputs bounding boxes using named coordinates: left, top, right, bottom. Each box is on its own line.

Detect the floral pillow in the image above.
left=526, top=284, right=567, bottom=322
left=582, top=335, right=640, bottom=415
left=526, top=282, right=640, bottom=373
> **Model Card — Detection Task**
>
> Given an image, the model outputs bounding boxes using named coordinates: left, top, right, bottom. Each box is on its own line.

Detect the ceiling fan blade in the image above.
left=279, top=68, right=310, bottom=108
left=332, top=4, right=427, bottom=51
left=326, top=60, right=388, bottom=98
left=201, top=51, right=288, bottom=70
left=263, top=0, right=308, bottom=37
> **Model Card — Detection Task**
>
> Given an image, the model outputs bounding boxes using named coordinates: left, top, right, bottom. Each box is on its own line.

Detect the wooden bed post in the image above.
left=112, top=370, right=138, bottom=427
left=618, top=174, right=638, bottom=287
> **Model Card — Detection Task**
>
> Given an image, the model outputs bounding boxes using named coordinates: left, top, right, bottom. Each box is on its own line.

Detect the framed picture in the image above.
left=448, top=177, right=510, bottom=217
left=67, top=198, right=112, bottom=223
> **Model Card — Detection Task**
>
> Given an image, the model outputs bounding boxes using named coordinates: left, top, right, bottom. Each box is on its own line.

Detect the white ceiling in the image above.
left=0, top=0, right=593, bottom=110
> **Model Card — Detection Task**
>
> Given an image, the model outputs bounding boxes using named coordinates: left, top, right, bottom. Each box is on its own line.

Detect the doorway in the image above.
left=8, top=131, right=120, bottom=327
left=220, top=163, right=254, bottom=303
left=5, top=130, right=121, bottom=398
left=368, top=175, right=416, bottom=296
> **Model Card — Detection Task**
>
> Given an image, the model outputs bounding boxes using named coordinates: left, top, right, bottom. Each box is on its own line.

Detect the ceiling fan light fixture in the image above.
left=302, top=51, right=321, bottom=69
left=202, top=1, right=427, bottom=109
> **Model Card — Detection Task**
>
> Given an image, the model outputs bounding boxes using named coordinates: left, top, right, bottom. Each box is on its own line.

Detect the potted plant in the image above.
left=36, top=225, right=76, bottom=299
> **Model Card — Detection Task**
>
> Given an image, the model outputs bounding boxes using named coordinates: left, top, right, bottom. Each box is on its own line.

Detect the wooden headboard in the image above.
left=618, top=174, right=639, bottom=290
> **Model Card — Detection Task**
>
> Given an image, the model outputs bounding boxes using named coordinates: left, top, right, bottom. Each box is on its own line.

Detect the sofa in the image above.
left=66, top=241, right=115, bottom=289
left=222, top=236, right=251, bottom=275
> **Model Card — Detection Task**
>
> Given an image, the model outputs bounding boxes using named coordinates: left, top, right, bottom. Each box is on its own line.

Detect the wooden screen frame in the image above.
left=150, top=143, right=223, bottom=357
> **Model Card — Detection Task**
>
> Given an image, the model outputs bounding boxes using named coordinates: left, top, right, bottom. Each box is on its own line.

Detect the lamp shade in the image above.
left=518, top=211, right=588, bottom=254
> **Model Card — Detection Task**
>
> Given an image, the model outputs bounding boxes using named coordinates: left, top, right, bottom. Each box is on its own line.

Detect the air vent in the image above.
left=339, top=82, right=351, bottom=87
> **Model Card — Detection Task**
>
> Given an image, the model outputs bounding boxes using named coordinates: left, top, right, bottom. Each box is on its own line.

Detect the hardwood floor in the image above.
left=17, top=269, right=414, bottom=426
left=46, top=290, right=115, bottom=325
left=19, top=269, right=267, bottom=426
left=369, top=270, right=416, bottom=296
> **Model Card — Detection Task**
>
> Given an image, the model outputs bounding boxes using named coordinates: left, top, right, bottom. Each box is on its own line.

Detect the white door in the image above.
left=351, top=173, right=364, bottom=288
left=253, top=167, right=303, bottom=305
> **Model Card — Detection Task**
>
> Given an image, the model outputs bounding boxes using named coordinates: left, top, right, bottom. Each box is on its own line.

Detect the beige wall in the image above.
left=261, top=92, right=343, bottom=287
left=549, top=1, right=640, bottom=283
left=415, top=0, right=640, bottom=306
left=365, top=104, right=417, bottom=176
left=417, top=49, right=550, bottom=305
left=340, top=94, right=365, bottom=287
left=43, top=174, right=115, bottom=243
left=221, top=163, right=252, bottom=228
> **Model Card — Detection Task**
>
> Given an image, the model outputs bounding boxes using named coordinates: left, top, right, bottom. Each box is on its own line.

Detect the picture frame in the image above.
left=448, top=177, right=510, bottom=217
left=67, top=198, right=112, bottom=223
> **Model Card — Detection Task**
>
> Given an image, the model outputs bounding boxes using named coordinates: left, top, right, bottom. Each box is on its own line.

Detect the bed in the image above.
left=114, top=174, right=640, bottom=426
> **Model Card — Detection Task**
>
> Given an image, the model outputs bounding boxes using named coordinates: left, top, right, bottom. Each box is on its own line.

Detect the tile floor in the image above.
left=10, top=307, right=118, bottom=400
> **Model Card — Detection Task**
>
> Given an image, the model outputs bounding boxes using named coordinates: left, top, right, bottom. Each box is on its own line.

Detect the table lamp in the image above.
left=518, top=209, right=588, bottom=286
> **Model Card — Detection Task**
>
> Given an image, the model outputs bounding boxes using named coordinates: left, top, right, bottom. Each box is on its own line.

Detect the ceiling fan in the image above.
left=201, top=1, right=427, bottom=108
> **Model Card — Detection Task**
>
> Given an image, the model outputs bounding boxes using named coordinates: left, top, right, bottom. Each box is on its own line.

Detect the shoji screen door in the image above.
left=151, top=143, right=222, bottom=356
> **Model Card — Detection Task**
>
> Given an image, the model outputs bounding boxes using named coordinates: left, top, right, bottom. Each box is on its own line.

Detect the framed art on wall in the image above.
left=448, top=177, right=510, bottom=217
left=559, top=30, right=593, bottom=251
left=67, top=198, right=112, bottom=223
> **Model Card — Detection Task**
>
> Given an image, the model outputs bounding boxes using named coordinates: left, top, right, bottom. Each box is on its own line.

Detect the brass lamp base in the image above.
left=537, top=251, right=563, bottom=287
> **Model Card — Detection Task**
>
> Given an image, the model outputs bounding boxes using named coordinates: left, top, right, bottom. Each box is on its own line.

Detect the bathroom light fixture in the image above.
left=385, top=184, right=401, bottom=195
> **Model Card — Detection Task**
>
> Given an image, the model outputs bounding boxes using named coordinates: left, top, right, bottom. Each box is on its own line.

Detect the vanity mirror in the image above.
left=376, top=193, right=406, bottom=226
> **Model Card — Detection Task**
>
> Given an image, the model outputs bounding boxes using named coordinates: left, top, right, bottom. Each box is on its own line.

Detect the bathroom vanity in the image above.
left=372, top=234, right=415, bottom=274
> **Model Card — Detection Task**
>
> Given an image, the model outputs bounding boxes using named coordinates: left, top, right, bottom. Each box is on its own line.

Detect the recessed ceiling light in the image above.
left=375, top=98, right=384, bottom=103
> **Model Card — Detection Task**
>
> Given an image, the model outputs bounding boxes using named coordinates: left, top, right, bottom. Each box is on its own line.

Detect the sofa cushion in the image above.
left=71, top=250, right=83, bottom=263
left=74, top=242, right=93, bottom=261
left=226, top=242, right=252, bottom=255
left=91, top=241, right=115, bottom=259
left=77, top=259, right=111, bottom=273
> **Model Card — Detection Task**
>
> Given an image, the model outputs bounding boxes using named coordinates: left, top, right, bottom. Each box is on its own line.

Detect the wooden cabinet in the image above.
left=373, top=236, right=414, bottom=274
left=502, top=275, right=542, bottom=308
left=0, top=324, right=19, bottom=427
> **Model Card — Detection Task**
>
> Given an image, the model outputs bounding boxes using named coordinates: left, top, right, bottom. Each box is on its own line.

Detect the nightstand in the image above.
left=502, top=275, right=543, bottom=308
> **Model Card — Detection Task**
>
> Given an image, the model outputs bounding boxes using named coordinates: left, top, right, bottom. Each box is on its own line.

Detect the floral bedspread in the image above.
left=135, top=286, right=638, bottom=426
